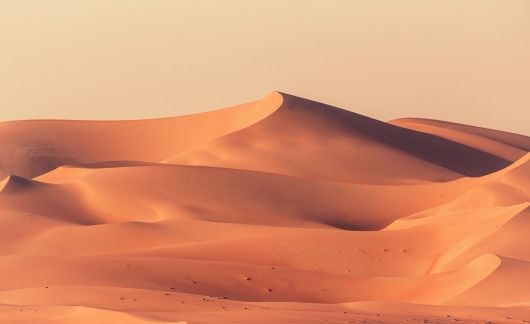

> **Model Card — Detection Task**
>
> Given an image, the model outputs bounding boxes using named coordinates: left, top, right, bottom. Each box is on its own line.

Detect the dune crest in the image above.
left=0, top=92, right=283, bottom=180
left=167, top=93, right=511, bottom=183
left=0, top=93, right=529, bottom=323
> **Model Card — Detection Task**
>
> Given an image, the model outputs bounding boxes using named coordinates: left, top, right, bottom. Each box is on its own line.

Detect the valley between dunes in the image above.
left=0, top=92, right=529, bottom=323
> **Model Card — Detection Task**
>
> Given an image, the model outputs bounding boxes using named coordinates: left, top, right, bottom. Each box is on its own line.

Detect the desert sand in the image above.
left=0, top=92, right=529, bottom=323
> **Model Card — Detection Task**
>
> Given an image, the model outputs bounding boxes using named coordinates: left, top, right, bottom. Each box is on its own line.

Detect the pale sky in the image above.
left=1, top=0, right=529, bottom=134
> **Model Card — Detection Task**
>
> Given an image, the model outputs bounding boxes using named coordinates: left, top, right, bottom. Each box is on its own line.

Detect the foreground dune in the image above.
left=0, top=92, right=529, bottom=323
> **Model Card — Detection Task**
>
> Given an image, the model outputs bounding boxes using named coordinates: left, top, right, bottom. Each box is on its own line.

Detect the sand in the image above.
left=0, top=92, right=528, bottom=323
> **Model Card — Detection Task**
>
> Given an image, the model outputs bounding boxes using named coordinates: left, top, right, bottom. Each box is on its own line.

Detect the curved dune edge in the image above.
left=164, top=93, right=512, bottom=183
left=0, top=92, right=529, bottom=323
left=0, top=92, right=284, bottom=181
left=391, top=118, right=530, bottom=161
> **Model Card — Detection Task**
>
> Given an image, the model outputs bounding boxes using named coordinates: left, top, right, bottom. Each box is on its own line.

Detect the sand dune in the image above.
left=167, top=93, right=511, bottom=183
left=0, top=93, right=282, bottom=180
left=391, top=118, right=530, bottom=161
left=0, top=92, right=529, bottom=323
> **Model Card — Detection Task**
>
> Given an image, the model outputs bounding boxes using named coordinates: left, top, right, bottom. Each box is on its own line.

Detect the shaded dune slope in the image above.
left=168, top=93, right=510, bottom=183
left=391, top=118, right=530, bottom=161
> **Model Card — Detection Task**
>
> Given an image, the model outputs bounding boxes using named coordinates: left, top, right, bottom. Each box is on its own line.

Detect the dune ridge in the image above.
left=0, top=92, right=529, bottom=323
left=0, top=92, right=283, bottom=180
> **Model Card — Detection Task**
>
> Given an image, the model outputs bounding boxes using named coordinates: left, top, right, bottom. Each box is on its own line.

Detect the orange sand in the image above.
left=0, top=92, right=528, bottom=323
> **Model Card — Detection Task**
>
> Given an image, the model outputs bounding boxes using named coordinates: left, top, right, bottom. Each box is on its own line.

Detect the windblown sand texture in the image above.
left=0, top=92, right=529, bottom=323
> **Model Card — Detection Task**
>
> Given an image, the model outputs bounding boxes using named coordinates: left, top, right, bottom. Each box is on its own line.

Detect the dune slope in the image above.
left=0, top=93, right=283, bottom=180
left=0, top=92, right=529, bottom=323
left=168, top=93, right=511, bottom=183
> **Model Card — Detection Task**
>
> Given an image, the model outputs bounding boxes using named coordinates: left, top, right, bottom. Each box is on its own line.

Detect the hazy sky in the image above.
left=1, top=0, right=529, bottom=134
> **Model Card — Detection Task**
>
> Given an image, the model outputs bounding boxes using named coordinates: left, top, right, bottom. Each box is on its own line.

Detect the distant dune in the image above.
left=0, top=93, right=529, bottom=323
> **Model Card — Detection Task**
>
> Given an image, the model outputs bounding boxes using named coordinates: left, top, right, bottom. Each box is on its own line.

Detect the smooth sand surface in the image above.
left=0, top=92, right=529, bottom=323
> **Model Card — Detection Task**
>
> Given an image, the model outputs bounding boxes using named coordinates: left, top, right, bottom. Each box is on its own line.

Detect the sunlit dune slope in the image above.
left=0, top=92, right=529, bottom=323
left=0, top=93, right=283, bottom=180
